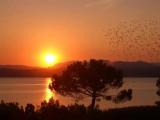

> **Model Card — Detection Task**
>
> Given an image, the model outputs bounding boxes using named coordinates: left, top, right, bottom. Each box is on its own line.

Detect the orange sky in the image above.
left=0, top=0, right=160, bottom=67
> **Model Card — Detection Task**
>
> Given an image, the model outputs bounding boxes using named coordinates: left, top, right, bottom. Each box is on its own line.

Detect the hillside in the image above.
left=0, top=61, right=159, bottom=77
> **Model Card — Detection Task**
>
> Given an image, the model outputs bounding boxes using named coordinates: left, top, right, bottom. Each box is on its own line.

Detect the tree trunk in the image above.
left=90, top=92, right=96, bottom=110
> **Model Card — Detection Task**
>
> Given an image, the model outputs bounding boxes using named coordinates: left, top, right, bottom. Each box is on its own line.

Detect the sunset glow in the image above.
left=1, top=0, right=160, bottom=65
left=45, top=78, right=55, bottom=102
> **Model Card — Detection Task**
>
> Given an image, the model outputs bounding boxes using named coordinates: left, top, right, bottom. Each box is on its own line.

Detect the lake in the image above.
left=0, top=77, right=159, bottom=109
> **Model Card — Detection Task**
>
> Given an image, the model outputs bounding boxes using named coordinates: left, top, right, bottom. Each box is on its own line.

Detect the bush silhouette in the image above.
left=1, top=100, right=160, bottom=120
left=0, top=100, right=25, bottom=120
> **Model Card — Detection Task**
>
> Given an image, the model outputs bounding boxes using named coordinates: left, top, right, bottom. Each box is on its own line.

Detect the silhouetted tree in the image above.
left=49, top=59, right=132, bottom=109
left=25, top=104, right=35, bottom=114
left=156, top=76, right=160, bottom=105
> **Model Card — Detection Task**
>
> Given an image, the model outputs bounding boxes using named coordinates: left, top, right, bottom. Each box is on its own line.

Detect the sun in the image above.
left=39, top=51, right=60, bottom=67
left=44, top=54, right=57, bottom=67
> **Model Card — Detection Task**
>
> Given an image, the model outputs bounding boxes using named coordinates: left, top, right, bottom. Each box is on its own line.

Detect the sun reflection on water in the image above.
left=45, top=78, right=55, bottom=102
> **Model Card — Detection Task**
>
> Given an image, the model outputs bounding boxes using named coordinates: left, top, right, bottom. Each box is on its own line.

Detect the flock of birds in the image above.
left=105, top=19, right=160, bottom=62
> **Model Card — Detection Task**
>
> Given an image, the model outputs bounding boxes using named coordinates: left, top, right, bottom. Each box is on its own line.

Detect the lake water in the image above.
left=0, top=77, right=159, bottom=109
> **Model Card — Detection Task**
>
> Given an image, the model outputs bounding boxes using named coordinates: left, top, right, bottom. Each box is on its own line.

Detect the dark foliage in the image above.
left=155, top=77, right=160, bottom=105
left=156, top=77, right=160, bottom=96
left=49, top=59, right=132, bottom=109
left=0, top=100, right=160, bottom=120
left=0, top=100, right=25, bottom=120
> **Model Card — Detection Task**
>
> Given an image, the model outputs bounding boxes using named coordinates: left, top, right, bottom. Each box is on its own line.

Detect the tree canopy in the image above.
left=49, top=59, right=132, bottom=109
left=155, top=77, right=160, bottom=105
left=156, top=77, right=160, bottom=95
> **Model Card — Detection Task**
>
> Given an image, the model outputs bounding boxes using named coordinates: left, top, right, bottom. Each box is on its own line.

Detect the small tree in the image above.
left=49, top=59, right=132, bottom=109
left=156, top=76, right=160, bottom=105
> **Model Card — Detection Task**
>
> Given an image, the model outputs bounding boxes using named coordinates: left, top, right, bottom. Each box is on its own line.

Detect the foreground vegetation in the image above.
left=0, top=100, right=160, bottom=120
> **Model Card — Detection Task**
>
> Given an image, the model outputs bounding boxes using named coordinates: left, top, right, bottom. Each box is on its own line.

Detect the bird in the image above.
left=104, top=19, right=160, bottom=62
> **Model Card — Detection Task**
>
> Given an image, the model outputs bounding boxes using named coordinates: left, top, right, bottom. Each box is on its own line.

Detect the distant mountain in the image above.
left=0, top=65, right=53, bottom=77
left=0, top=65, right=37, bottom=70
left=112, top=61, right=160, bottom=77
left=0, top=61, right=159, bottom=77
left=52, top=61, right=75, bottom=69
